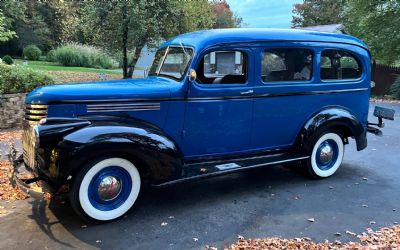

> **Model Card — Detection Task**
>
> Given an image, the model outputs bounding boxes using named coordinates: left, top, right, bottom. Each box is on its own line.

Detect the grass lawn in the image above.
left=15, top=59, right=123, bottom=75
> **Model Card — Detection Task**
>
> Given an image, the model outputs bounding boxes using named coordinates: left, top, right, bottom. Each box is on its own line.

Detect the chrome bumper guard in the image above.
left=8, top=149, right=50, bottom=200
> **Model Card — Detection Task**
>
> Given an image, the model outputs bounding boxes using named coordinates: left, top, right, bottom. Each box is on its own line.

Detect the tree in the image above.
left=0, top=11, right=15, bottom=42
left=343, top=0, right=400, bottom=65
left=80, top=1, right=181, bottom=78
left=291, top=0, right=345, bottom=28
left=175, top=0, right=215, bottom=33
left=210, top=0, right=243, bottom=28
left=81, top=0, right=217, bottom=79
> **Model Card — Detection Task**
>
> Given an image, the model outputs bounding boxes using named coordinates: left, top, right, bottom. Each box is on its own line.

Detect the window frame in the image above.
left=260, top=47, right=315, bottom=85
left=148, top=45, right=195, bottom=82
left=319, top=48, right=363, bottom=83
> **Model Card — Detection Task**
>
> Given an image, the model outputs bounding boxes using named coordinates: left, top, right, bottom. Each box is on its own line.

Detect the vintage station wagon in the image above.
left=9, top=29, right=395, bottom=221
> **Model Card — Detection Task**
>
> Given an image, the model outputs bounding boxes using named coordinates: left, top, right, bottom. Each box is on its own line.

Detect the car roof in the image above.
left=161, top=28, right=368, bottom=51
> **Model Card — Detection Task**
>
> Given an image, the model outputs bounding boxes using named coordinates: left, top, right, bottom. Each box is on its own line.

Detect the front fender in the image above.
left=53, top=117, right=183, bottom=186
left=300, top=107, right=367, bottom=152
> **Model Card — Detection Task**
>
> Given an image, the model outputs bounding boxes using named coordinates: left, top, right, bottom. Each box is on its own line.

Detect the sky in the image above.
left=227, top=0, right=303, bottom=28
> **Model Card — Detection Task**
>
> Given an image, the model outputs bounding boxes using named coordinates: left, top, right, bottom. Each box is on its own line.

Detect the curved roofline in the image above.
left=162, top=28, right=369, bottom=52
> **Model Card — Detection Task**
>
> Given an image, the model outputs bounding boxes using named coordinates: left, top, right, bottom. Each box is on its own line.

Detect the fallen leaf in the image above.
left=346, top=230, right=357, bottom=236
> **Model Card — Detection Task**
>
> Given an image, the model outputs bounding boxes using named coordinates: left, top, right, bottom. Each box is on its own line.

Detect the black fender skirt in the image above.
left=299, top=107, right=367, bottom=152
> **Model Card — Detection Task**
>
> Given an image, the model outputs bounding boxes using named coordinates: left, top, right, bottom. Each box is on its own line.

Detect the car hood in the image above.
left=26, top=77, right=174, bottom=104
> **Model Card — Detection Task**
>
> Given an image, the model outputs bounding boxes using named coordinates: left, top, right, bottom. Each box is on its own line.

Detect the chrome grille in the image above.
left=23, top=104, right=47, bottom=168
left=24, top=104, right=48, bottom=123
left=22, top=121, right=37, bottom=168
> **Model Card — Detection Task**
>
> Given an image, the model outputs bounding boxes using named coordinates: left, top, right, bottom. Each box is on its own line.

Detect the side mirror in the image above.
left=188, top=69, right=197, bottom=82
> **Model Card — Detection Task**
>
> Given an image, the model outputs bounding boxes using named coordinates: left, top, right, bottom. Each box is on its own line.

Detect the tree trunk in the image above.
left=127, top=45, right=144, bottom=78
left=122, top=7, right=129, bottom=79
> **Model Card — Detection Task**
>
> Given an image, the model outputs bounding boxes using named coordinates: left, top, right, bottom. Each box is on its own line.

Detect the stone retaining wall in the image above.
left=0, top=93, right=26, bottom=129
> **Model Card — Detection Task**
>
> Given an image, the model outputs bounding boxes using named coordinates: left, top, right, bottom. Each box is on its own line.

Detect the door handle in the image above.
left=240, top=90, right=254, bottom=95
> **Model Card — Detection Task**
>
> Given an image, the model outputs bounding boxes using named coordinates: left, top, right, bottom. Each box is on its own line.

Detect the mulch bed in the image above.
left=0, top=131, right=22, bottom=141
left=50, top=71, right=121, bottom=83
left=371, top=98, right=400, bottom=104
left=0, top=161, right=28, bottom=201
left=223, top=226, right=400, bottom=249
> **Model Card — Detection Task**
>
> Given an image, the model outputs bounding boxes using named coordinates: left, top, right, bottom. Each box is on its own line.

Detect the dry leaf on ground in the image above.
left=0, top=131, right=22, bottom=141
left=0, top=161, right=29, bottom=201
left=226, top=225, right=400, bottom=249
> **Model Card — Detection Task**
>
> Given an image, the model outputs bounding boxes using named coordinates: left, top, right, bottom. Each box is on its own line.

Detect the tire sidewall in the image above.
left=71, top=157, right=141, bottom=222
left=309, top=132, right=344, bottom=178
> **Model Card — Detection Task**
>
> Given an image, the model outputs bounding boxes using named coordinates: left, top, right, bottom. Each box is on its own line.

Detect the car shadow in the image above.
left=28, top=162, right=376, bottom=248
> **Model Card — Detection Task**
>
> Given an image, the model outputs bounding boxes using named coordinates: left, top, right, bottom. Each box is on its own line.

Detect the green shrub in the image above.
left=390, top=75, right=400, bottom=99
left=0, top=64, right=54, bottom=94
left=53, top=43, right=118, bottom=69
left=23, top=45, right=42, bottom=61
left=2, top=55, right=13, bottom=65
left=54, top=46, right=82, bottom=66
left=46, top=49, right=56, bottom=62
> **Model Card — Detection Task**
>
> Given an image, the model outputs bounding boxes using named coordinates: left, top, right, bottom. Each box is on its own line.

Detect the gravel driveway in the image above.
left=0, top=102, right=399, bottom=250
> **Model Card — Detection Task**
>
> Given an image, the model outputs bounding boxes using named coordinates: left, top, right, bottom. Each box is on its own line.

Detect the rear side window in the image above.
left=320, top=50, right=362, bottom=80
left=261, top=49, right=313, bottom=82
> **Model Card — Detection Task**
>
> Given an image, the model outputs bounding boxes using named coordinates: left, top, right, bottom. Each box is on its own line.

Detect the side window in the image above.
left=197, top=51, right=247, bottom=84
left=320, top=50, right=362, bottom=80
left=261, top=49, right=313, bottom=82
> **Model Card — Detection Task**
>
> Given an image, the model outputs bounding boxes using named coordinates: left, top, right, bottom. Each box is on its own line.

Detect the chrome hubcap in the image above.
left=97, top=176, right=122, bottom=201
left=319, top=144, right=334, bottom=165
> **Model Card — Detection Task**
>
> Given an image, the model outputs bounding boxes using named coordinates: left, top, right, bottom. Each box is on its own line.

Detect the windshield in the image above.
left=148, top=46, right=193, bottom=80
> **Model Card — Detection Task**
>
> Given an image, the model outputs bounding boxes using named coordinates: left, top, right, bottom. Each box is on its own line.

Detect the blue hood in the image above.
left=26, top=78, right=174, bottom=104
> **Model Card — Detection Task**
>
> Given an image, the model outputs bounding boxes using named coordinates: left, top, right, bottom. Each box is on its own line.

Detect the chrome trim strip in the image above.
left=155, top=156, right=310, bottom=187
left=87, top=103, right=161, bottom=107
left=86, top=103, right=160, bottom=113
left=54, top=88, right=369, bottom=104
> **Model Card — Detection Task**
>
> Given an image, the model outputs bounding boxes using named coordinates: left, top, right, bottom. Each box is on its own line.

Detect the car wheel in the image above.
left=305, top=132, right=344, bottom=178
left=70, top=157, right=141, bottom=222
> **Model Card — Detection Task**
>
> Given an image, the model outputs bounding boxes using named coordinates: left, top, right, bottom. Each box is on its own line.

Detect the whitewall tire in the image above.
left=306, top=132, right=344, bottom=178
left=70, top=157, right=141, bottom=222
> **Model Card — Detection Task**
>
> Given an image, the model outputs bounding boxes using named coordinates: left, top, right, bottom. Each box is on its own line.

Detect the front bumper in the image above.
left=8, top=152, right=52, bottom=200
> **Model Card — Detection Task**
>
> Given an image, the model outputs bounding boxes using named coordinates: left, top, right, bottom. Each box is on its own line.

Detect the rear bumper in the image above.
left=8, top=153, right=53, bottom=200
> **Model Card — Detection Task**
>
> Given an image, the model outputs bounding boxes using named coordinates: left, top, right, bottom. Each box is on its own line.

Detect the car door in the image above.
left=251, top=45, right=316, bottom=150
left=182, top=48, right=254, bottom=159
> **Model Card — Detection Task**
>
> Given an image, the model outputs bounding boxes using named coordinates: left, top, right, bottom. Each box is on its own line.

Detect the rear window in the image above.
left=261, top=49, right=313, bottom=82
left=320, top=50, right=362, bottom=80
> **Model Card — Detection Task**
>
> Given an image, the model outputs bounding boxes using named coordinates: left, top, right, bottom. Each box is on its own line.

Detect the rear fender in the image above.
left=299, top=107, right=367, bottom=152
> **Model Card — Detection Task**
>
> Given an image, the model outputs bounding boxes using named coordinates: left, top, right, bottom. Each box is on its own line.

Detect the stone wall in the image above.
left=0, top=93, right=26, bottom=129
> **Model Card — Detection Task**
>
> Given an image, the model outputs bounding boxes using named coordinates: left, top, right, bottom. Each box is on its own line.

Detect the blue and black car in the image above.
left=9, top=29, right=395, bottom=221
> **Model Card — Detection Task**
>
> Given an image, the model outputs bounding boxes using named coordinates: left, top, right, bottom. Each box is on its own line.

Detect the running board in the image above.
left=155, top=153, right=309, bottom=187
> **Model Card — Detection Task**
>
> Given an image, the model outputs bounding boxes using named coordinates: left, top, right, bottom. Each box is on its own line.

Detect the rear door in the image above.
left=251, top=45, right=316, bottom=150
